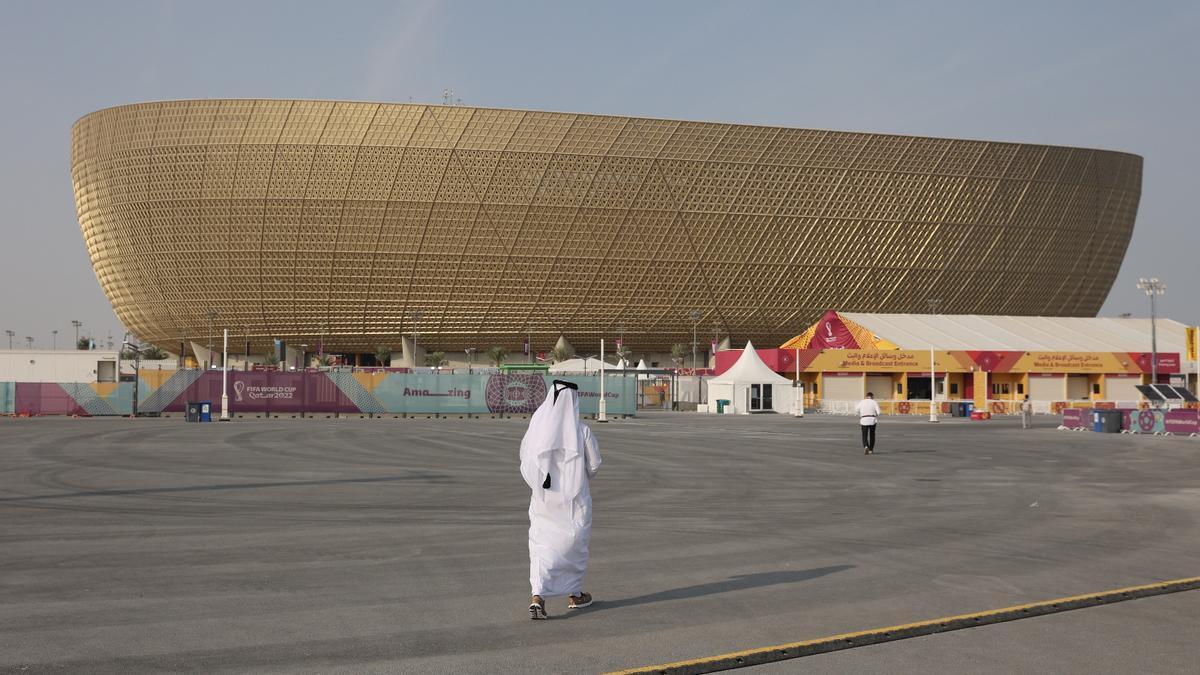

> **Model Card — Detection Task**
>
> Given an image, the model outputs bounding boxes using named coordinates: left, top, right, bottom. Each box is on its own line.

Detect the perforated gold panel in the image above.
left=72, top=100, right=1142, bottom=353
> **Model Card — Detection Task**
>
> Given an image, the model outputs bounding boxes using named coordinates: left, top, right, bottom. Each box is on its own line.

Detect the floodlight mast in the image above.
left=121, top=338, right=154, bottom=417
left=1137, top=278, right=1166, bottom=383
left=926, top=298, right=941, bottom=422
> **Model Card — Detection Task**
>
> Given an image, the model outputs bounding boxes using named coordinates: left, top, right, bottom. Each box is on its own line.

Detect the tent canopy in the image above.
left=782, top=311, right=1191, bottom=354
left=709, top=341, right=793, bottom=385
left=548, top=357, right=624, bottom=373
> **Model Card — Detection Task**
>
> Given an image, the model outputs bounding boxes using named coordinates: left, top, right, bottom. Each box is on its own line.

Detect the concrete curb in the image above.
left=608, top=576, right=1200, bottom=675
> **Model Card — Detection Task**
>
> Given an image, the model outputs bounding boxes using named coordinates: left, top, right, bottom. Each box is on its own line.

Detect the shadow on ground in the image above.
left=574, top=565, right=854, bottom=615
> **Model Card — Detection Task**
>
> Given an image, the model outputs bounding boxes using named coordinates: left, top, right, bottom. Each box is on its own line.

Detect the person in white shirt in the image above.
left=520, top=380, right=602, bottom=620
left=1020, top=395, right=1033, bottom=429
left=856, top=392, right=881, bottom=455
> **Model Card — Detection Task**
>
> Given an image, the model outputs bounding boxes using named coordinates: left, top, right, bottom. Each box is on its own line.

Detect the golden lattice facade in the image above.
left=72, top=100, right=1142, bottom=354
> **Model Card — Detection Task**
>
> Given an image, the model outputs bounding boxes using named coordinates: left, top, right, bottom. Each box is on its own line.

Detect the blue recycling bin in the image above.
left=963, top=402, right=974, bottom=417
left=199, top=401, right=212, bottom=422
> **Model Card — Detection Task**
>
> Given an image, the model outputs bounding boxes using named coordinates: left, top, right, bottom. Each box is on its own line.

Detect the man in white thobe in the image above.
left=520, top=380, right=601, bottom=620
left=857, top=392, right=881, bottom=455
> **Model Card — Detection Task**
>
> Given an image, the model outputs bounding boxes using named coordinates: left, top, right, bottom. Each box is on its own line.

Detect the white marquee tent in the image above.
left=548, top=357, right=625, bottom=374
left=706, top=341, right=795, bottom=414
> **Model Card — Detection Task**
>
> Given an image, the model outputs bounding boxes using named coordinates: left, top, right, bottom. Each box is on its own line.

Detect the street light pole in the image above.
left=220, top=328, right=230, bottom=421
left=51, top=330, right=57, bottom=350
left=598, top=338, right=607, bottom=422
left=926, top=298, right=941, bottom=422
left=206, top=310, right=217, bottom=369
left=689, top=310, right=701, bottom=369
left=4, top=330, right=12, bottom=349
left=1138, top=278, right=1167, bottom=383
left=122, top=339, right=147, bottom=417
left=689, top=310, right=701, bottom=406
left=72, top=320, right=82, bottom=348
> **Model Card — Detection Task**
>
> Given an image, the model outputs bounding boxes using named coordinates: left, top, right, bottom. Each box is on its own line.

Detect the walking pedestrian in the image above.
left=1020, top=395, right=1033, bottom=429
left=857, top=391, right=881, bottom=455
left=521, top=380, right=602, bottom=620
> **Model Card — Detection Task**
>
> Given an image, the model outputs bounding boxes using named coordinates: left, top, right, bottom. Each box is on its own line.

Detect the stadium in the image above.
left=71, top=100, right=1142, bottom=362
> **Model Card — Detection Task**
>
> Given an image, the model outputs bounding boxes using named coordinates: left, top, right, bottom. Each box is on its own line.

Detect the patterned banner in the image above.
left=3, top=372, right=636, bottom=417
left=729, top=349, right=1182, bottom=375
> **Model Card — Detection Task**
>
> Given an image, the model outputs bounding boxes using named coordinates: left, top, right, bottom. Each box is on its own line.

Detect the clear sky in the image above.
left=1, top=0, right=1197, bottom=349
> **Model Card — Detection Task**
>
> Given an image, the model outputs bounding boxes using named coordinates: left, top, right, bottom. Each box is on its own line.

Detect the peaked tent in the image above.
left=707, top=341, right=795, bottom=414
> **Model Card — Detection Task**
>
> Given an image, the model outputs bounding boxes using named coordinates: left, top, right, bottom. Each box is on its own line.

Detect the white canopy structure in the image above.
left=548, top=357, right=624, bottom=374
left=839, top=313, right=1190, bottom=354
left=707, top=341, right=795, bottom=414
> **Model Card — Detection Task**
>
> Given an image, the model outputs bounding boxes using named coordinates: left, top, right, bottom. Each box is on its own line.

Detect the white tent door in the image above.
left=1028, top=376, right=1064, bottom=401
left=745, top=383, right=774, bottom=411
left=822, top=375, right=864, bottom=402
left=1106, top=376, right=1141, bottom=402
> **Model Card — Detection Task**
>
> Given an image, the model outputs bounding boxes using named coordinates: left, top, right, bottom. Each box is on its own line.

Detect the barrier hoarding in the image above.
left=1163, top=410, right=1200, bottom=435
left=3, top=371, right=637, bottom=417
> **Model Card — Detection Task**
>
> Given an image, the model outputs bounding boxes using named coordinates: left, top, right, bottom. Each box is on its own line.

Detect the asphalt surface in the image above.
left=1, top=412, right=1198, bottom=673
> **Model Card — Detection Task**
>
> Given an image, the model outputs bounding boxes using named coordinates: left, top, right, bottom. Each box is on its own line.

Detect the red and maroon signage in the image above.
left=805, top=310, right=862, bottom=350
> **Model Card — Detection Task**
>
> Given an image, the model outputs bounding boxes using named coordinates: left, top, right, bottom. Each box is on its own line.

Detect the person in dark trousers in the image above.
left=856, top=392, right=881, bottom=454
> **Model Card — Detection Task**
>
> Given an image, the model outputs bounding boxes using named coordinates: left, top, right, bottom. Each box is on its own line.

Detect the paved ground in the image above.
left=1, top=412, right=1198, bottom=673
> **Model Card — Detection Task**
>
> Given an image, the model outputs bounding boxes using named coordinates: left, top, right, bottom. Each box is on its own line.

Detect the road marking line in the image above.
left=607, top=576, right=1200, bottom=675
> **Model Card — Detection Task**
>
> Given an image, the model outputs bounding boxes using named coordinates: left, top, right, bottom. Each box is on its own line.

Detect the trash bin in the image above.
left=964, top=402, right=974, bottom=417
left=716, top=399, right=730, bottom=414
left=199, top=401, right=212, bottom=423
left=1098, top=409, right=1122, bottom=433
left=186, top=401, right=201, bottom=422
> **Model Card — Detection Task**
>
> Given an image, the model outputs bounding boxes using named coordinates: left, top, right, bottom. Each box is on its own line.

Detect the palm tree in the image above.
left=671, top=343, right=688, bottom=369
left=487, top=346, right=508, bottom=367
left=615, top=345, right=633, bottom=366
left=264, top=351, right=279, bottom=366
left=143, top=346, right=168, bottom=360
left=425, top=351, right=446, bottom=369
left=374, top=344, right=391, bottom=367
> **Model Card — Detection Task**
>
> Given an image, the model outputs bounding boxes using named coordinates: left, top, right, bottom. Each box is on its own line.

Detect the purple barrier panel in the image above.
left=160, top=371, right=223, bottom=412
left=1164, top=410, right=1200, bottom=435
left=1061, top=408, right=1086, bottom=429
left=15, top=383, right=87, bottom=416
left=305, top=373, right=360, bottom=414
left=229, top=371, right=306, bottom=414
